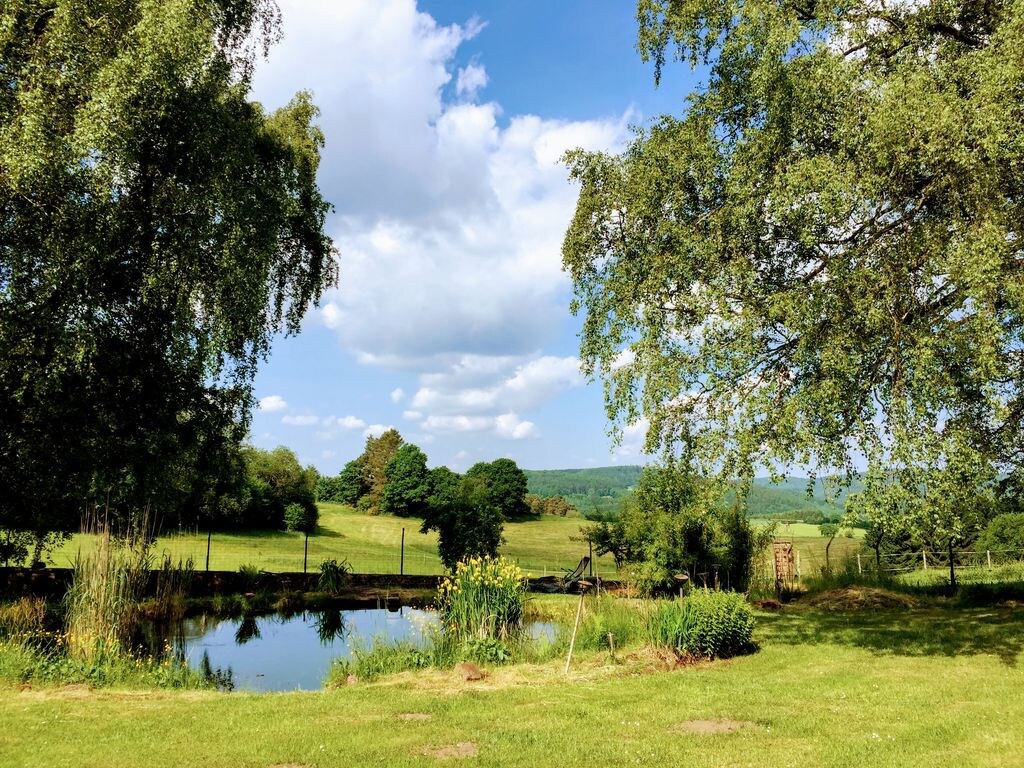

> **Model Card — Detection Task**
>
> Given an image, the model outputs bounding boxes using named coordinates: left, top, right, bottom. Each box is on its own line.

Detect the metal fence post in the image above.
left=922, top=550, right=928, bottom=570
left=303, top=532, right=309, bottom=574
left=987, top=550, right=993, bottom=570
left=400, top=528, right=405, bottom=575
left=206, top=530, right=211, bottom=572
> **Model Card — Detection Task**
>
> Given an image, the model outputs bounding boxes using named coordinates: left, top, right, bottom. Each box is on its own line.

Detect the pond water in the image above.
left=147, top=608, right=556, bottom=692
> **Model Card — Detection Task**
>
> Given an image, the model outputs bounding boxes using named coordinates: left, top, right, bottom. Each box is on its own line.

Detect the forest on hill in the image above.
left=525, top=466, right=853, bottom=522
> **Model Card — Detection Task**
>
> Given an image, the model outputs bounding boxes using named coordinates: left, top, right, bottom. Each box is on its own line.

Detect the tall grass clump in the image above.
left=438, top=556, right=526, bottom=641
left=63, top=532, right=149, bottom=661
left=646, top=590, right=756, bottom=659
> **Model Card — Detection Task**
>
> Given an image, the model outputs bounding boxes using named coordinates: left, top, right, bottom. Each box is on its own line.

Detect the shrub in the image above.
left=318, top=558, right=353, bottom=593
left=646, top=590, right=756, bottom=659
left=976, top=513, right=1024, bottom=554
left=284, top=502, right=318, bottom=533
left=237, top=563, right=264, bottom=592
left=438, top=556, right=526, bottom=641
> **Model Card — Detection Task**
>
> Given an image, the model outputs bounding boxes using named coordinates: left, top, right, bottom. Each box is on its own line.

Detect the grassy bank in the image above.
left=1, top=602, right=1020, bottom=767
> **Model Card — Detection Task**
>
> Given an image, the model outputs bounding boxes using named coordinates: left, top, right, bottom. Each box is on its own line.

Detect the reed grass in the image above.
left=437, top=556, right=527, bottom=641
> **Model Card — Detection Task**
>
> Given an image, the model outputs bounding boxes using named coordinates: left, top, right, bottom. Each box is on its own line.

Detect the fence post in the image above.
left=400, top=527, right=405, bottom=575
left=987, top=550, right=992, bottom=570
left=589, top=541, right=593, bottom=577
left=796, top=551, right=801, bottom=580
left=922, top=550, right=928, bottom=570
left=205, top=530, right=211, bottom=572
left=857, top=553, right=862, bottom=575
left=303, top=532, right=309, bottom=574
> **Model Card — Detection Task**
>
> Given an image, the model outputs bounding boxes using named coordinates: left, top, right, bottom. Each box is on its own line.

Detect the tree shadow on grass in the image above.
left=756, top=606, right=1024, bottom=667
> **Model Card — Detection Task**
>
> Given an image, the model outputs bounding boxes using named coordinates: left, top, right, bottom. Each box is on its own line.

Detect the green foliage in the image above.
left=359, top=430, right=405, bottom=513
left=283, top=503, right=317, bottom=534
left=646, top=591, right=756, bottom=660
left=466, top=458, right=530, bottom=520
left=381, top=444, right=431, bottom=517
left=317, top=459, right=367, bottom=505
left=317, top=558, right=353, bottom=593
left=583, top=461, right=765, bottom=594
left=437, top=557, right=526, bottom=641
left=421, top=475, right=505, bottom=570
left=0, top=0, right=336, bottom=540
left=236, top=563, right=264, bottom=592
left=0, top=598, right=47, bottom=641
left=563, top=0, right=1024, bottom=510
left=525, top=494, right=577, bottom=517
left=976, top=514, right=1024, bottom=553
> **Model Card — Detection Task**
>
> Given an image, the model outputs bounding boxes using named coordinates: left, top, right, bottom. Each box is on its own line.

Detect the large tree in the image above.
left=563, top=0, right=1024, bottom=494
left=0, top=0, right=336, bottom=548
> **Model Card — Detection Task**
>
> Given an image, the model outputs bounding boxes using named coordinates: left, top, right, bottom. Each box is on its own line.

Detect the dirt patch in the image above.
left=422, top=742, right=478, bottom=760
left=397, top=712, right=432, bottom=721
left=753, top=598, right=783, bottom=611
left=672, top=719, right=751, bottom=735
left=805, top=587, right=917, bottom=611
left=267, top=764, right=314, bottom=768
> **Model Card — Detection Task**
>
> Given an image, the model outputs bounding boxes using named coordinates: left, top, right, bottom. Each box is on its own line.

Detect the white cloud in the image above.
left=258, top=395, right=288, bottom=412
left=403, top=410, right=424, bottom=421
left=321, top=415, right=366, bottom=430
left=614, top=418, right=651, bottom=457
left=390, top=387, right=405, bottom=403
left=456, top=62, right=488, bottom=99
left=282, top=414, right=320, bottom=427
left=364, top=423, right=395, bottom=438
left=253, top=0, right=630, bottom=369
left=494, top=412, right=537, bottom=439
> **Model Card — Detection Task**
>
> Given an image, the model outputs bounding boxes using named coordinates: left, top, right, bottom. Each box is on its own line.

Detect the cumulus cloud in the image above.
left=258, top=395, right=288, bottom=412
left=364, top=424, right=395, bottom=438
left=282, top=414, right=320, bottom=427
left=390, top=388, right=405, bottom=403
left=322, top=415, right=366, bottom=430
left=456, top=62, right=488, bottom=99
left=250, top=1, right=629, bottom=452
left=613, top=418, right=651, bottom=458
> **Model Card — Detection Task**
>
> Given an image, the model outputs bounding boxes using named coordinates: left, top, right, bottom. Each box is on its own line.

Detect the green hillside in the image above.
left=525, top=466, right=856, bottom=521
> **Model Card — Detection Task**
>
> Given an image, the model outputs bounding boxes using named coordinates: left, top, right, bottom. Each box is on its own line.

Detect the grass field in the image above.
left=1, top=601, right=1021, bottom=767
left=51, top=504, right=622, bottom=577
left=47, top=504, right=868, bottom=581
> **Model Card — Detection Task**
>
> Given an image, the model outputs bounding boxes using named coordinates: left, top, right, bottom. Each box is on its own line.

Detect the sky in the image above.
left=246, top=0, right=703, bottom=475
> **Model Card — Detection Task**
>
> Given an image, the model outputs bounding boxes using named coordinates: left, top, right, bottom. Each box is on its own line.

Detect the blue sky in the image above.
left=246, top=0, right=703, bottom=474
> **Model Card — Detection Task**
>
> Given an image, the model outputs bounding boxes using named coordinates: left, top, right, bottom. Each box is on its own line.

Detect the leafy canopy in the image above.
left=0, top=0, right=336, bottom=537
left=563, top=0, right=1024, bottom=489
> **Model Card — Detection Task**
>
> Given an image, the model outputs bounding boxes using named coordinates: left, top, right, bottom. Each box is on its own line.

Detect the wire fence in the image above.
left=768, top=541, right=1024, bottom=587
left=51, top=528, right=621, bottom=579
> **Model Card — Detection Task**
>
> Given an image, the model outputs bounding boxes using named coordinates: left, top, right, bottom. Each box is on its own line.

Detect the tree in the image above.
left=582, top=460, right=760, bottom=593
left=358, top=430, right=404, bottom=513
left=466, top=458, right=530, bottom=520
left=421, top=471, right=504, bottom=570
left=284, top=502, right=317, bottom=534
left=316, top=459, right=366, bottom=505
left=381, top=444, right=431, bottom=517
left=0, top=1, right=336, bottom=546
left=563, top=0, right=1024, bottom=496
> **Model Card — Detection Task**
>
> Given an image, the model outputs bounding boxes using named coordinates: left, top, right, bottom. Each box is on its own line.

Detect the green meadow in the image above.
left=2, top=601, right=1021, bottom=768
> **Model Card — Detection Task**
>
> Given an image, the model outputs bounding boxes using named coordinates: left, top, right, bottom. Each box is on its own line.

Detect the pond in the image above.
left=143, top=607, right=557, bottom=692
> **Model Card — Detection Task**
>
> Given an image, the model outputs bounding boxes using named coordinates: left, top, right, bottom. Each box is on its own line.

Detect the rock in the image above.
left=454, top=662, right=484, bottom=681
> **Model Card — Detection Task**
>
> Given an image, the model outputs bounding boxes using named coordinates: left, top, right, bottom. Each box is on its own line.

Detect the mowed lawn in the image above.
left=2, top=604, right=1022, bottom=767
left=51, top=504, right=621, bottom=577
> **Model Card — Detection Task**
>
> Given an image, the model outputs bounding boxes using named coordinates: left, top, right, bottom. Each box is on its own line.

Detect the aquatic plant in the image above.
left=437, top=556, right=526, bottom=641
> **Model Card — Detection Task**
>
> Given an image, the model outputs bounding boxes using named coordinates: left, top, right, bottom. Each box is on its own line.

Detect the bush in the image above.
left=646, top=590, right=756, bottom=659
left=317, top=558, right=353, bottom=593
left=284, top=502, right=317, bottom=533
left=438, top=556, right=526, bottom=641
left=976, top=513, right=1024, bottom=554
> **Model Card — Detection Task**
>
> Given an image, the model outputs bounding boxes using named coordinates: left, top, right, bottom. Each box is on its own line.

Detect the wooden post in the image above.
left=987, top=550, right=993, bottom=570
left=607, top=632, right=615, bottom=660
left=400, top=528, right=405, bottom=575
left=303, top=532, right=309, bottom=574
left=857, top=553, right=862, bottom=575
left=589, top=542, right=593, bottom=578
left=564, top=590, right=586, bottom=674
left=205, top=530, right=211, bottom=572
left=922, top=550, right=928, bottom=570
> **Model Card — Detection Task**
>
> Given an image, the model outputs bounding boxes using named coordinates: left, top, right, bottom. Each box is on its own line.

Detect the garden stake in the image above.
left=564, top=589, right=585, bottom=674
left=607, top=632, right=615, bottom=661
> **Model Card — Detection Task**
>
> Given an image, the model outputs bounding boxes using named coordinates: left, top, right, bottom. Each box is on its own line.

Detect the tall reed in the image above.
left=64, top=531, right=149, bottom=661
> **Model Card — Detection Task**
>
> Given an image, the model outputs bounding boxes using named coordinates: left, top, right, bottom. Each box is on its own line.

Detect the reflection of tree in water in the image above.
left=198, top=650, right=234, bottom=692
left=314, top=610, right=347, bottom=644
left=235, top=614, right=261, bottom=645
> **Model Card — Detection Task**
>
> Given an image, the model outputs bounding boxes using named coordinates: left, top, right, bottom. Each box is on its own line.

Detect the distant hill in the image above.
left=524, top=465, right=643, bottom=518
left=525, top=465, right=858, bottom=521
